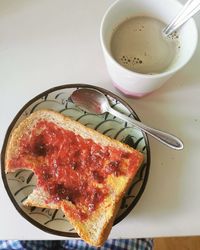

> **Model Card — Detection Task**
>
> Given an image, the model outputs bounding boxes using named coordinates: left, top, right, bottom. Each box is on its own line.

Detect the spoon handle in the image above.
left=108, top=107, right=183, bottom=150
left=163, top=0, right=200, bottom=36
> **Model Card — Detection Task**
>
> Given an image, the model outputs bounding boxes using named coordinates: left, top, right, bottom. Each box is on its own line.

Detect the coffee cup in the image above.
left=100, top=0, right=198, bottom=97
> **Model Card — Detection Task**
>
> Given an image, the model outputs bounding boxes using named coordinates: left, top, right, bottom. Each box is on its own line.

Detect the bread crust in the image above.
left=5, top=109, right=144, bottom=246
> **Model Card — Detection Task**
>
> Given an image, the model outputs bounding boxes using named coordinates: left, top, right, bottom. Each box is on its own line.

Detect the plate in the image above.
left=1, top=84, right=150, bottom=237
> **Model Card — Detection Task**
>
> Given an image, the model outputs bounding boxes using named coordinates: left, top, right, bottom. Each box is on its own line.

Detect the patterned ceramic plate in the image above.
left=1, top=84, right=150, bottom=237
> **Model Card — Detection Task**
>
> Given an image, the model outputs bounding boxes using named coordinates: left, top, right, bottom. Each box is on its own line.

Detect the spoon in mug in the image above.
left=163, top=0, right=200, bottom=36
left=70, top=88, right=183, bottom=150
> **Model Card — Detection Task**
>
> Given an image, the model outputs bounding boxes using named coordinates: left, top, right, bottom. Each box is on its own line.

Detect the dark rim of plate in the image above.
left=1, top=83, right=151, bottom=238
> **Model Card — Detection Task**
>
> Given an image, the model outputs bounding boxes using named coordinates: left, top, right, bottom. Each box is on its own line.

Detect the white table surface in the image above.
left=0, top=0, right=200, bottom=240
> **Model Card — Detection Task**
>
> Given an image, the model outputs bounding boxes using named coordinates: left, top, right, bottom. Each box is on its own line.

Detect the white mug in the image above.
left=100, top=0, right=198, bottom=97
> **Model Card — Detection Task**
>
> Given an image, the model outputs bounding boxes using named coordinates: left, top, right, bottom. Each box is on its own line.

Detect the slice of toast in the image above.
left=5, top=109, right=144, bottom=246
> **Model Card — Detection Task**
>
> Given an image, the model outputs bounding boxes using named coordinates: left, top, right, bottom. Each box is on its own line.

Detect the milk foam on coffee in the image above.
left=111, top=16, right=180, bottom=74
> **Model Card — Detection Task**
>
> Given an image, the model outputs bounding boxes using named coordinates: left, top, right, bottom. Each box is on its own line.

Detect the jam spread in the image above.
left=9, top=120, right=141, bottom=220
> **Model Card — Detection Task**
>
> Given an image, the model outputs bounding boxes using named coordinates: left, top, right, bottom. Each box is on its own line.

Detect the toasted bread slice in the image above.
left=5, top=109, right=144, bottom=246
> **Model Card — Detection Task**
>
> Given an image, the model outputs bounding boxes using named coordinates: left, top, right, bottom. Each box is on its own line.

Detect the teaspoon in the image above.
left=163, top=0, right=200, bottom=36
left=70, top=88, right=183, bottom=150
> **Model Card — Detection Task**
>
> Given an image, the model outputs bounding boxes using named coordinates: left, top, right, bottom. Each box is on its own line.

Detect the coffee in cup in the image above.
left=111, top=16, right=180, bottom=75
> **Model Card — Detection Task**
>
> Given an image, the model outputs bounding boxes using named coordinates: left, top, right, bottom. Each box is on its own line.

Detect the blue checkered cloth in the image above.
left=0, top=239, right=153, bottom=250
